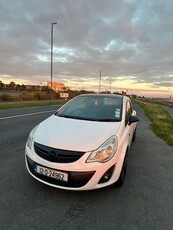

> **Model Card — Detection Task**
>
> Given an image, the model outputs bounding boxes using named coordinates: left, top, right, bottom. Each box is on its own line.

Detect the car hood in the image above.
left=34, top=115, right=121, bottom=152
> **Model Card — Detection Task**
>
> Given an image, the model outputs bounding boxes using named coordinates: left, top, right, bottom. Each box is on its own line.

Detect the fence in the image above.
left=0, top=90, right=57, bottom=102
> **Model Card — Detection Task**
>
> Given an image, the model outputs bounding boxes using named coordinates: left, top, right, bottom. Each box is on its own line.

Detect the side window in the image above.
left=125, top=100, right=133, bottom=126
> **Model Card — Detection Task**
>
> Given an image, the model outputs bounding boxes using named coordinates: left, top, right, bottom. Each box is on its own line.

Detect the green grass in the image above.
left=0, top=100, right=66, bottom=110
left=139, top=97, right=169, bottom=106
left=136, top=100, right=173, bottom=146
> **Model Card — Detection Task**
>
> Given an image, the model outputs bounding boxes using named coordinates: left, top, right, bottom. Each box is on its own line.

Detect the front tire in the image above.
left=116, top=151, right=128, bottom=186
left=132, top=128, right=136, bottom=142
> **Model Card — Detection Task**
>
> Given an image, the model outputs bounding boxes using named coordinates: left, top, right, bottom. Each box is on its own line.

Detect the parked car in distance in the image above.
left=25, top=94, right=139, bottom=190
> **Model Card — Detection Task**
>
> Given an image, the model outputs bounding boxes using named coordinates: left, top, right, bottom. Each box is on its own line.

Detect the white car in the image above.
left=25, top=94, right=139, bottom=190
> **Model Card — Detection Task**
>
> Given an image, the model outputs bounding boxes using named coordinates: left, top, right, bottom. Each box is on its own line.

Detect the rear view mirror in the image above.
left=128, top=115, right=140, bottom=125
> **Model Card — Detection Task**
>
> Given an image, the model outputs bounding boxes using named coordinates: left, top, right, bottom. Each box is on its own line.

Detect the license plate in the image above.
left=34, top=165, right=68, bottom=182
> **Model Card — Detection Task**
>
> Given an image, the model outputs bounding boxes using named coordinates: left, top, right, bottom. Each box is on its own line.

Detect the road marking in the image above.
left=0, top=110, right=56, bottom=120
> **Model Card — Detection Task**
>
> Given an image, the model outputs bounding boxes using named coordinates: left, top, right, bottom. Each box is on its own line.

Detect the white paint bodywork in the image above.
left=25, top=95, right=138, bottom=190
left=34, top=115, right=121, bottom=152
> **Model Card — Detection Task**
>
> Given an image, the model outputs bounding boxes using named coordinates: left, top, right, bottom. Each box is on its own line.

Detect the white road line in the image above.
left=0, top=110, right=56, bottom=120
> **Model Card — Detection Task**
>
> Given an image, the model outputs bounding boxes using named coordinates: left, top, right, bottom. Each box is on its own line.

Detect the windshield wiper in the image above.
left=95, top=118, right=120, bottom=122
left=57, top=114, right=120, bottom=122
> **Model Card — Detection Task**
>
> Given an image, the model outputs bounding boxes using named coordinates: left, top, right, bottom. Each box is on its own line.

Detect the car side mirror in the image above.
left=128, top=115, right=140, bottom=125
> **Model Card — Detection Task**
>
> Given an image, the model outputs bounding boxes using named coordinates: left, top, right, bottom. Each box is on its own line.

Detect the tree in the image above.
left=0, top=81, right=4, bottom=89
left=9, top=81, right=16, bottom=89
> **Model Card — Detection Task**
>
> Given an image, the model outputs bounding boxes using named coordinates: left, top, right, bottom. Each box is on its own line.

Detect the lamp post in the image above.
left=50, top=22, right=57, bottom=99
left=110, top=80, right=112, bottom=93
left=99, top=70, right=102, bottom=93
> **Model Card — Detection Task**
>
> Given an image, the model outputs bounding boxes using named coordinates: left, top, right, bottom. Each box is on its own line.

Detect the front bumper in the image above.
left=26, top=155, right=96, bottom=188
left=25, top=144, right=124, bottom=190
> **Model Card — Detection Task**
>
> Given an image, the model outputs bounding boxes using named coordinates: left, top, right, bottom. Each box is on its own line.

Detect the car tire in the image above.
left=132, top=128, right=136, bottom=142
left=116, top=151, right=128, bottom=187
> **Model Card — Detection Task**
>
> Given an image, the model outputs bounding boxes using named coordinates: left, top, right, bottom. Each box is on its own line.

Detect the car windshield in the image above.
left=55, top=95, right=123, bottom=122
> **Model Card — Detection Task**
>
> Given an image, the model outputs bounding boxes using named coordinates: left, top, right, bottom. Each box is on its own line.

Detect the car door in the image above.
left=118, top=97, right=134, bottom=154
left=124, top=99, right=134, bottom=145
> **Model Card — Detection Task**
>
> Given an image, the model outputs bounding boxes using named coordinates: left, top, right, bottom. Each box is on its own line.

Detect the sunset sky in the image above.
left=0, top=0, right=173, bottom=97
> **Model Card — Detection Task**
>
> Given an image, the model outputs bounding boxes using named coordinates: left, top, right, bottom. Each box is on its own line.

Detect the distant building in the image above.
left=47, top=81, right=70, bottom=92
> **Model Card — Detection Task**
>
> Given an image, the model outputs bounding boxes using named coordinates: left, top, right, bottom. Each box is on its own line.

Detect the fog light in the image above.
left=98, top=165, right=115, bottom=184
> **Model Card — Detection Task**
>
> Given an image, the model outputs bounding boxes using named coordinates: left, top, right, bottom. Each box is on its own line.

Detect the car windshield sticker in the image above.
left=115, top=109, right=120, bottom=118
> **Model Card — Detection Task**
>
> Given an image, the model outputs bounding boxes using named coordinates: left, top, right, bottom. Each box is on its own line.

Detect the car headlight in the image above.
left=26, top=125, right=39, bottom=149
left=86, top=136, right=118, bottom=163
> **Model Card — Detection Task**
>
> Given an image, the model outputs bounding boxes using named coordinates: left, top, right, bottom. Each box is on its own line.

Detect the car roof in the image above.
left=78, top=93, right=125, bottom=99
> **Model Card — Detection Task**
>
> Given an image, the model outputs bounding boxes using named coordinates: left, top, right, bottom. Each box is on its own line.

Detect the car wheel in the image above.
left=132, top=128, right=136, bottom=142
left=116, top=151, right=128, bottom=187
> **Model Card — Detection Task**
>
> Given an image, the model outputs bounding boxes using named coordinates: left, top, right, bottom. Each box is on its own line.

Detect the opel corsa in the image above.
left=25, top=94, right=139, bottom=190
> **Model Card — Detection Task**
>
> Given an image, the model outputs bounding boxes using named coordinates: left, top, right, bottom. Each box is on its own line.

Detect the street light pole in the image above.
left=110, top=81, right=112, bottom=93
left=50, top=22, right=57, bottom=99
left=99, top=70, right=102, bottom=93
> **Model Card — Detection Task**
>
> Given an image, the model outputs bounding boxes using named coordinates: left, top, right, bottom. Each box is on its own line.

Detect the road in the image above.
left=161, top=105, right=173, bottom=117
left=0, top=103, right=173, bottom=230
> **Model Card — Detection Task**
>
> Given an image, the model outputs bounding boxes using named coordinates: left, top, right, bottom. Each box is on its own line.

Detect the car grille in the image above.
left=34, top=142, right=85, bottom=163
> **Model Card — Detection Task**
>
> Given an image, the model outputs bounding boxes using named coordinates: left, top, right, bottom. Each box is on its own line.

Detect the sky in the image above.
left=0, top=0, right=173, bottom=97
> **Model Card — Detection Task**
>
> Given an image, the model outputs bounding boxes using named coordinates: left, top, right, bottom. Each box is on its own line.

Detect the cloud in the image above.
left=0, top=0, right=173, bottom=95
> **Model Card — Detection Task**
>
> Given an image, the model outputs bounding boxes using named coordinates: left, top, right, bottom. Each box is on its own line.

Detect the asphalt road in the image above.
left=0, top=103, right=173, bottom=230
left=161, top=105, right=173, bottom=117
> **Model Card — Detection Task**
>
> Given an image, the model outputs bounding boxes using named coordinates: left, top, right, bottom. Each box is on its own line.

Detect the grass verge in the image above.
left=0, top=100, right=66, bottom=110
left=136, top=100, right=173, bottom=146
left=138, top=97, right=170, bottom=107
